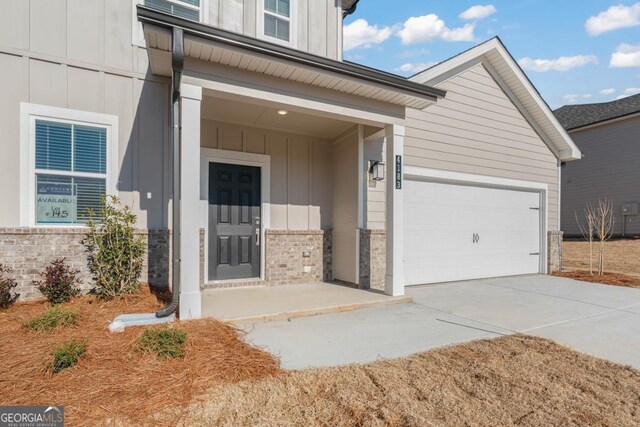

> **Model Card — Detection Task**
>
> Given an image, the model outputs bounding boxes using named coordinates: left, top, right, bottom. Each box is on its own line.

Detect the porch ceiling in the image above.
left=201, top=96, right=355, bottom=139
left=138, top=6, right=445, bottom=110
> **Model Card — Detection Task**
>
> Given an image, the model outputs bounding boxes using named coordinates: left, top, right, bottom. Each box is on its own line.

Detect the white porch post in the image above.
left=179, top=84, right=202, bottom=318
left=385, top=124, right=405, bottom=296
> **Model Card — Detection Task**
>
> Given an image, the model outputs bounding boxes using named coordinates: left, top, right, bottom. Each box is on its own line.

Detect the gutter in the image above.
left=137, top=5, right=446, bottom=102
left=156, top=27, right=184, bottom=318
left=342, top=0, right=360, bottom=18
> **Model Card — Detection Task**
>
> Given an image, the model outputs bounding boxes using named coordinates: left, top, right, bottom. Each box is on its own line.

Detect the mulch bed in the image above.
left=184, top=335, right=640, bottom=426
left=0, top=286, right=281, bottom=426
left=553, top=270, right=640, bottom=289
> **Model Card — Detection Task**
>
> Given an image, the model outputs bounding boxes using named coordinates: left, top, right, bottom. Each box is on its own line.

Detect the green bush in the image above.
left=134, top=327, right=187, bottom=360
left=0, top=264, right=19, bottom=309
left=82, top=196, right=146, bottom=300
left=47, top=339, right=87, bottom=373
left=34, top=259, right=81, bottom=305
left=24, top=307, right=79, bottom=332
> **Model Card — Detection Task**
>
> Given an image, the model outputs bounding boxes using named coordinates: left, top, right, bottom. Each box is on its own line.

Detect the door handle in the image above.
left=255, top=227, right=260, bottom=246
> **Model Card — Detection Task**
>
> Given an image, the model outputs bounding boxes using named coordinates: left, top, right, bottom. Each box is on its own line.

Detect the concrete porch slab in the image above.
left=201, top=282, right=412, bottom=323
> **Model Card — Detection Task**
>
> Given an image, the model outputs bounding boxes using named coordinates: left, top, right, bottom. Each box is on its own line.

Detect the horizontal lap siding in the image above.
left=562, top=117, right=640, bottom=235
left=405, top=63, right=560, bottom=230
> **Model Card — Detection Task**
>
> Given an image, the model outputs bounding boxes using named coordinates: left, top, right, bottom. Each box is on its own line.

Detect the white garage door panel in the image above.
left=404, top=180, right=540, bottom=285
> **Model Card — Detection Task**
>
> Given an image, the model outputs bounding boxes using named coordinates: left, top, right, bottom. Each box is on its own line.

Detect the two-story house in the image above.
left=0, top=0, right=580, bottom=318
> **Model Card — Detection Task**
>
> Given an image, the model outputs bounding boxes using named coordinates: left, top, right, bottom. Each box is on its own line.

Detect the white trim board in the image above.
left=199, top=148, right=271, bottom=283
left=19, top=103, right=119, bottom=227
left=403, top=166, right=549, bottom=275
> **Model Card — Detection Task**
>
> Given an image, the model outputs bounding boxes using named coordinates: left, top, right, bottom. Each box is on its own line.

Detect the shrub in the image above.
left=0, top=264, right=19, bottom=309
left=47, top=339, right=87, bottom=373
left=34, top=259, right=81, bottom=305
left=134, top=327, right=187, bottom=359
left=82, top=196, right=146, bottom=300
left=23, top=307, right=79, bottom=332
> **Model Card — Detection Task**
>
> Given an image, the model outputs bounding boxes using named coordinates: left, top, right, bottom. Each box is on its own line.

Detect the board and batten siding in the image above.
left=562, top=116, right=640, bottom=236
left=332, top=128, right=359, bottom=284
left=200, top=120, right=333, bottom=231
left=0, top=0, right=170, bottom=229
left=404, top=63, right=561, bottom=231
left=208, top=0, right=342, bottom=60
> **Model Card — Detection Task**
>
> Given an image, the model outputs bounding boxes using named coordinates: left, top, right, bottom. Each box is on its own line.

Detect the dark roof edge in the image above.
left=565, top=110, right=640, bottom=132
left=137, top=5, right=446, bottom=102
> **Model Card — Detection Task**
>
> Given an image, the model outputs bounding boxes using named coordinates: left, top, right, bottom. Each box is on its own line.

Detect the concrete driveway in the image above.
left=240, top=275, right=640, bottom=370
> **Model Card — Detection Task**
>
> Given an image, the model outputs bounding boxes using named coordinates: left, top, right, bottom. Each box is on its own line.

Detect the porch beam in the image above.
left=385, top=124, right=405, bottom=296
left=179, top=83, right=203, bottom=318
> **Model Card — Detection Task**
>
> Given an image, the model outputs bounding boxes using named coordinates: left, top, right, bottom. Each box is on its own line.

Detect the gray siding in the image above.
left=332, top=128, right=359, bottom=283
left=0, top=0, right=170, bottom=228
left=200, top=120, right=333, bottom=230
left=404, top=63, right=561, bottom=231
left=562, top=116, right=640, bottom=236
left=208, top=0, right=342, bottom=60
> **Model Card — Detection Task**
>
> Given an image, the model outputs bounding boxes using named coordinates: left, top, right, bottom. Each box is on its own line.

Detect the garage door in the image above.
left=404, top=179, right=541, bottom=285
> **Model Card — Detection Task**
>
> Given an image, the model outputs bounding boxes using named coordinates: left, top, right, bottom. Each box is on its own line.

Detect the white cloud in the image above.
left=585, top=3, right=640, bottom=36
left=609, top=43, right=640, bottom=68
left=617, top=87, right=640, bottom=99
left=343, top=19, right=392, bottom=51
left=460, top=5, right=497, bottom=20
left=563, top=94, right=580, bottom=104
left=582, top=94, right=592, bottom=98
left=518, top=55, right=598, bottom=72
left=599, top=88, right=616, bottom=95
left=398, top=14, right=475, bottom=44
left=395, top=62, right=437, bottom=74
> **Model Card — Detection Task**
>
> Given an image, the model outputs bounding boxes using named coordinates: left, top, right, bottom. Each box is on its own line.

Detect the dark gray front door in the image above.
left=208, top=162, right=261, bottom=281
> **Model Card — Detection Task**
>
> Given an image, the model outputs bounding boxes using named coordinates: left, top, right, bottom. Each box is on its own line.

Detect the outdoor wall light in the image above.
left=368, top=160, right=385, bottom=181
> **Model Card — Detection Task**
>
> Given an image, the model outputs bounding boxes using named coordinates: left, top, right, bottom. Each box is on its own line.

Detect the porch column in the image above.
left=179, top=84, right=202, bottom=318
left=385, top=124, right=405, bottom=296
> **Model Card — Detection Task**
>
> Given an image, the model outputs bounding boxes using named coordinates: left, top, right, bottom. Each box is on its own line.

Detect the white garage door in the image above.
left=404, top=179, right=541, bottom=285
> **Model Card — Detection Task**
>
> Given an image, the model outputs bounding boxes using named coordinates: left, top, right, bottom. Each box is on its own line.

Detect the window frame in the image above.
left=20, top=103, right=119, bottom=227
left=133, top=0, right=208, bottom=47
left=257, top=0, right=297, bottom=46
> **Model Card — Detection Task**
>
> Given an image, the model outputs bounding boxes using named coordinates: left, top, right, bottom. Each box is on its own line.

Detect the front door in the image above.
left=208, top=162, right=261, bottom=281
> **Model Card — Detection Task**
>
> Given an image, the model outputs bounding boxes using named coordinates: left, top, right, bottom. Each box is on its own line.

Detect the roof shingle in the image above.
left=554, top=93, right=640, bottom=131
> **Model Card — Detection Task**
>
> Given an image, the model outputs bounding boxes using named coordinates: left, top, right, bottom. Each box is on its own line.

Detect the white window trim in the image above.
left=20, top=103, right=119, bottom=227
left=257, top=0, right=297, bottom=47
left=199, top=148, right=271, bottom=283
left=132, top=0, right=209, bottom=47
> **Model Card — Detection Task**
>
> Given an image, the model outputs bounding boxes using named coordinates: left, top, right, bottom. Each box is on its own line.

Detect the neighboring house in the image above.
left=0, top=0, right=580, bottom=318
left=555, top=94, right=640, bottom=237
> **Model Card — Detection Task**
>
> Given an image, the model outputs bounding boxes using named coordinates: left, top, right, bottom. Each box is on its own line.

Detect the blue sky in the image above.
left=343, top=1, right=640, bottom=109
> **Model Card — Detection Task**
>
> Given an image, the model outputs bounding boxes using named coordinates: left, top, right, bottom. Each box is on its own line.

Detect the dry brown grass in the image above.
left=183, top=335, right=640, bottom=427
left=563, top=239, right=640, bottom=276
left=0, top=286, right=281, bottom=426
left=553, top=270, right=640, bottom=289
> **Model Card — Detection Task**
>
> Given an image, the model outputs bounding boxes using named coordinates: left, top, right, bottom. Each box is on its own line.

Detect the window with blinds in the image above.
left=34, top=120, right=108, bottom=224
left=264, top=0, right=291, bottom=42
left=144, top=0, right=200, bottom=21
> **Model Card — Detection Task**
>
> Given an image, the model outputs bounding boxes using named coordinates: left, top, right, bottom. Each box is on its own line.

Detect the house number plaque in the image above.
left=395, top=155, right=402, bottom=189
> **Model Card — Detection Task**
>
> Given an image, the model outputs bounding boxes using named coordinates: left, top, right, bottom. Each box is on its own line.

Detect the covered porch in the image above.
left=137, top=6, right=444, bottom=319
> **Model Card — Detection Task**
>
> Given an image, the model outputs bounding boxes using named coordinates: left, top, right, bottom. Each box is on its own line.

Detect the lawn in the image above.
left=2, top=288, right=640, bottom=426
left=184, top=335, right=640, bottom=427
left=563, top=238, right=640, bottom=276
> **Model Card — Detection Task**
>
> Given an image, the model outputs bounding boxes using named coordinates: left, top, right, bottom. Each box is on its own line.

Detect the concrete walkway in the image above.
left=201, top=282, right=411, bottom=322
left=239, top=275, right=640, bottom=370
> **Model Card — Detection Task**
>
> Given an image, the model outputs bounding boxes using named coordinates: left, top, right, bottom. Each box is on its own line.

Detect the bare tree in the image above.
left=594, top=199, right=615, bottom=275
left=576, top=203, right=596, bottom=274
